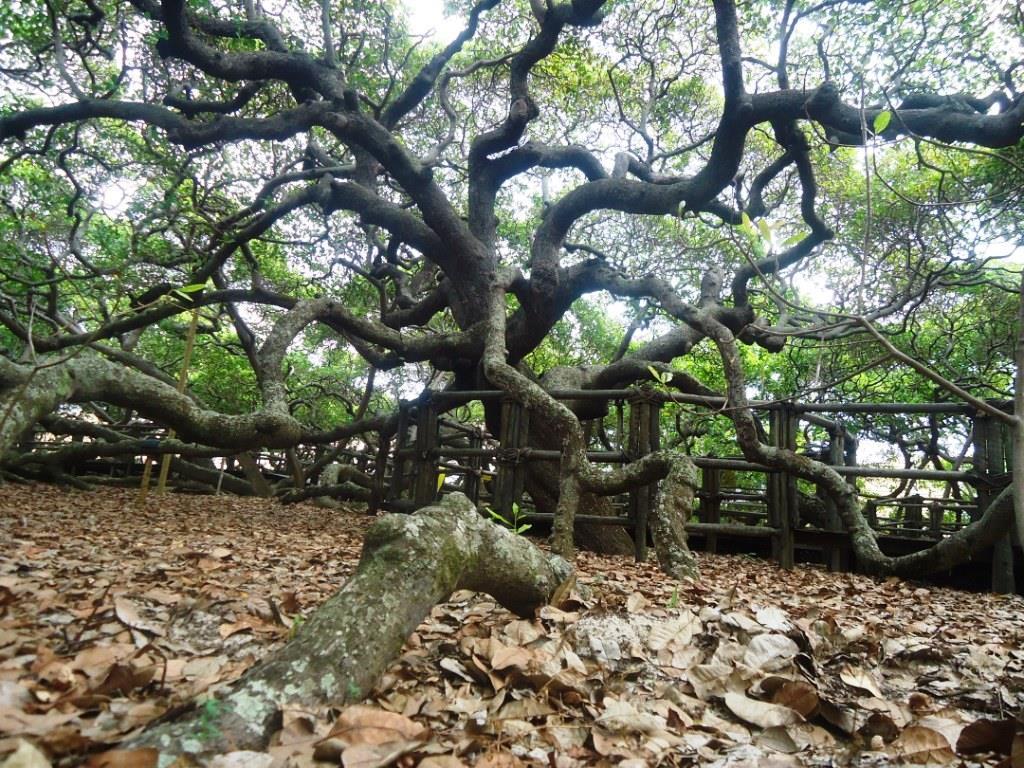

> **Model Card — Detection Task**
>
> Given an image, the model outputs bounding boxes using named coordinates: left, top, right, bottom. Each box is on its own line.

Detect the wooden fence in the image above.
left=30, top=388, right=1015, bottom=590
left=382, top=389, right=1015, bottom=591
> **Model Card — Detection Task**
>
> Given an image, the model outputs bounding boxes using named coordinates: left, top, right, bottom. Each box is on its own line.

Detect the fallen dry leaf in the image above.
left=0, top=741, right=51, bottom=768
left=891, top=725, right=956, bottom=765
left=82, top=748, right=158, bottom=768
left=956, top=717, right=1018, bottom=756
left=742, top=633, right=799, bottom=671
left=340, top=740, right=422, bottom=768
left=417, top=756, right=466, bottom=768
left=474, top=751, right=523, bottom=768
left=323, top=705, right=429, bottom=747
left=724, top=691, right=803, bottom=729
left=839, top=664, right=884, bottom=698
left=770, top=681, right=819, bottom=718
left=208, top=752, right=273, bottom=768
left=113, top=599, right=164, bottom=637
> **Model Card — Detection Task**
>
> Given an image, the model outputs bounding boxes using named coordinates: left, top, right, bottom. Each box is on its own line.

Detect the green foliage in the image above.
left=487, top=502, right=532, bottom=535
left=525, top=298, right=625, bottom=372
left=0, top=0, right=50, bottom=49
left=0, top=0, right=1019, bottom=480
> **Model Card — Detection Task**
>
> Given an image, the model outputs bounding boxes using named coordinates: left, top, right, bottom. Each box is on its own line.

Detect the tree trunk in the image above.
left=234, top=452, right=274, bottom=497
left=580, top=450, right=700, bottom=579
left=649, top=455, right=700, bottom=579
left=532, top=369, right=635, bottom=554
left=0, top=365, right=75, bottom=461
left=116, top=493, right=572, bottom=764
left=523, top=424, right=635, bottom=555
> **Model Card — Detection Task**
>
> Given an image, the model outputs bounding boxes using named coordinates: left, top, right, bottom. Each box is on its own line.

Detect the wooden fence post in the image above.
left=627, top=397, right=647, bottom=562
left=412, top=399, right=439, bottom=507
left=785, top=405, right=799, bottom=567
left=368, top=436, right=389, bottom=515
left=701, top=464, right=721, bottom=553
left=388, top=403, right=411, bottom=506
left=645, top=398, right=661, bottom=560
left=821, top=426, right=846, bottom=571
left=494, top=398, right=526, bottom=515
left=616, top=400, right=625, bottom=452
left=975, top=410, right=1015, bottom=594
left=463, top=428, right=483, bottom=506
left=970, top=415, right=989, bottom=527
left=768, top=406, right=795, bottom=569
left=513, top=406, right=529, bottom=508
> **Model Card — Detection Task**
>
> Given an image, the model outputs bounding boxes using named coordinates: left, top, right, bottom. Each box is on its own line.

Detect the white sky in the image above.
left=404, top=0, right=465, bottom=41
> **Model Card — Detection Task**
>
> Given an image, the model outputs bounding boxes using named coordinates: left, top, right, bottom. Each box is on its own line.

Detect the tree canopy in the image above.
left=1, top=0, right=1022, bottom=571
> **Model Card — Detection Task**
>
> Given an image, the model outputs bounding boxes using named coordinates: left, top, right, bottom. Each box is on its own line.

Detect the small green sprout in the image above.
left=667, top=586, right=681, bottom=609
left=196, top=697, right=224, bottom=742
left=487, top=501, right=532, bottom=535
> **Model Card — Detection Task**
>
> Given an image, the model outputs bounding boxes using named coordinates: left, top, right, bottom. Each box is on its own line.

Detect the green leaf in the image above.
left=740, top=211, right=756, bottom=237
left=178, top=282, right=208, bottom=293
left=873, top=110, right=892, bottom=134
left=757, top=218, right=772, bottom=242
left=487, top=508, right=511, bottom=526
left=436, top=472, right=446, bottom=492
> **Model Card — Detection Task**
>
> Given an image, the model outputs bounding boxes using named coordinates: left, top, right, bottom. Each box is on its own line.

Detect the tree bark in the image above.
left=522, top=425, right=635, bottom=555
left=480, top=278, right=698, bottom=575
left=117, top=493, right=572, bottom=764
left=580, top=449, right=700, bottom=579
left=527, top=367, right=634, bottom=555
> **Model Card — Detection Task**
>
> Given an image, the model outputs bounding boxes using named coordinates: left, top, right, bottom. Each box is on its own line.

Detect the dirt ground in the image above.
left=1, top=483, right=1023, bottom=767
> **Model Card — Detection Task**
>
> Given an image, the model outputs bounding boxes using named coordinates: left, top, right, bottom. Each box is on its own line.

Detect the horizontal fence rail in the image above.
left=36, top=386, right=1015, bottom=591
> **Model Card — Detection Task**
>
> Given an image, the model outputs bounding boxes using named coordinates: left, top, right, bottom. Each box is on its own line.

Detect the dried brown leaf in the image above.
left=891, top=726, right=955, bottom=765
left=839, top=664, right=884, bottom=698
left=475, top=752, right=523, bottom=768
left=724, top=692, right=803, bottom=729
left=112, top=599, right=164, bottom=637
left=0, top=740, right=52, bottom=768
left=82, top=749, right=158, bottom=768
left=342, top=740, right=421, bottom=768
left=956, top=717, right=1018, bottom=756
left=771, top=681, right=819, bottom=718
left=324, top=705, right=429, bottom=746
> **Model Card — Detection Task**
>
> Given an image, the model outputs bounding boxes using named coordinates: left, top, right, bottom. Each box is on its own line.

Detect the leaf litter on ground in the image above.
left=1, top=484, right=1023, bottom=767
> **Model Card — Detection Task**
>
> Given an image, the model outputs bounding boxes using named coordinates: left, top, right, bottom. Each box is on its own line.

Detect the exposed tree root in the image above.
left=115, top=493, right=572, bottom=764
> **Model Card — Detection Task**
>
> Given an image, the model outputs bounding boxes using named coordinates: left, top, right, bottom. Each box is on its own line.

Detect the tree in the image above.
left=1, top=0, right=1022, bottom=576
